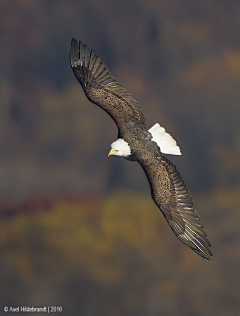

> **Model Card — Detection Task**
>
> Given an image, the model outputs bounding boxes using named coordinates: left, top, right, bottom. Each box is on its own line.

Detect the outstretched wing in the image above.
left=137, top=149, right=212, bottom=261
left=70, top=39, right=147, bottom=135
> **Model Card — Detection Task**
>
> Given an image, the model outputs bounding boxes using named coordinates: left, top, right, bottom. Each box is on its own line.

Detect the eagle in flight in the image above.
left=70, top=38, right=212, bottom=261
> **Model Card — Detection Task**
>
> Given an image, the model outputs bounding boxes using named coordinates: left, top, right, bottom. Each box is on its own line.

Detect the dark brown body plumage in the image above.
left=70, top=39, right=212, bottom=261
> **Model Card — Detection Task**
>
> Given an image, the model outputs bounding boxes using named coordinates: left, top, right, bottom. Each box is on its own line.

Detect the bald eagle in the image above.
left=70, top=39, right=212, bottom=261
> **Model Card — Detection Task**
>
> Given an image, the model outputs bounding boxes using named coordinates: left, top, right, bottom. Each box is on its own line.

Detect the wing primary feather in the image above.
left=89, top=55, right=97, bottom=72
left=84, top=44, right=91, bottom=68
left=91, top=57, right=103, bottom=76
left=70, top=38, right=79, bottom=67
left=79, top=41, right=85, bottom=66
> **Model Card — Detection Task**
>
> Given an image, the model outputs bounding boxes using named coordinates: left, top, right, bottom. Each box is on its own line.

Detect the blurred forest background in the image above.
left=1, top=0, right=240, bottom=315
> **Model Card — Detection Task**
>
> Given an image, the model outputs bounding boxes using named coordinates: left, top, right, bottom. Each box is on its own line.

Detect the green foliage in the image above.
left=0, top=190, right=240, bottom=315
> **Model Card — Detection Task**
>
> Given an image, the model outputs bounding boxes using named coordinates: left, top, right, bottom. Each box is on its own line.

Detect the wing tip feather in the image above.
left=70, top=38, right=79, bottom=67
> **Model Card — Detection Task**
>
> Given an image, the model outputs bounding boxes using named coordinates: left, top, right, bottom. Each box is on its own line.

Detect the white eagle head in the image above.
left=108, top=138, right=131, bottom=158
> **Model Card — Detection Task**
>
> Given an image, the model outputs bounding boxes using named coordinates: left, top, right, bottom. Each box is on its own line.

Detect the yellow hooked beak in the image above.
left=108, top=148, right=117, bottom=157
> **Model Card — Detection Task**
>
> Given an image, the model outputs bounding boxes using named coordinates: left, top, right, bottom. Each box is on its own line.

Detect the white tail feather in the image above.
left=148, top=123, right=182, bottom=155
